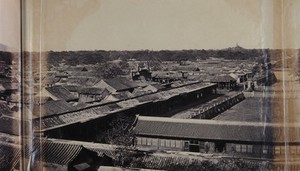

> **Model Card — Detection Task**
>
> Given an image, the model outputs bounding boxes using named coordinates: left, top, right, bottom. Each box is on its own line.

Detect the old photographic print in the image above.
left=1, top=0, right=300, bottom=170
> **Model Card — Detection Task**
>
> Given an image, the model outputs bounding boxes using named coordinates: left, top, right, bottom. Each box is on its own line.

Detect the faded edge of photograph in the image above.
left=1, top=0, right=300, bottom=171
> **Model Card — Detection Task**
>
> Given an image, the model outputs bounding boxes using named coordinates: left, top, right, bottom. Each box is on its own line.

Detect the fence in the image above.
left=191, top=92, right=245, bottom=119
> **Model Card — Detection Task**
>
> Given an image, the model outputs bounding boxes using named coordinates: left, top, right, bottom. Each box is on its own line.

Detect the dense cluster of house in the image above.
left=0, top=60, right=21, bottom=141
left=0, top=56, right=290, bottom=170
left=33, top=81, right=218, bottom=139
left=23, top=59, right=276, bottom=126
left=45, top=58, right=276, bottom=92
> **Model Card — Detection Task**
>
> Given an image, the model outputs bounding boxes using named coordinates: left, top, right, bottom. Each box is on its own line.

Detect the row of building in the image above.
left=31, top=81, right=218, bottom=138
left=133, top=116, right=300, bottom=159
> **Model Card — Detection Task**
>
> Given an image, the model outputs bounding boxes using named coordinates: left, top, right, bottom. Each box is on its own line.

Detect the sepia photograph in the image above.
left=1, top=0, right=300, bottom=170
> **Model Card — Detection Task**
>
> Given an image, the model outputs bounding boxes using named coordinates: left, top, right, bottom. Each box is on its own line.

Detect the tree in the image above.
left=103, top=64, right=123, bottom=79
left=104, top=115, right=137, bottom=167
left=119, top=60, right=129, bottom=70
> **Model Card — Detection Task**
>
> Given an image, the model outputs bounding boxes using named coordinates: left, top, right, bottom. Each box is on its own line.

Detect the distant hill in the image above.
left=0, top=43, right=9, bottom=52
left=0, top=43, right=18, bottom=52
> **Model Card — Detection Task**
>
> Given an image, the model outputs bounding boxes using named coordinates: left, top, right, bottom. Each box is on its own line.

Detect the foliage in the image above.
left=104, top=115, right=135, bottom=146
left=102, top=63, right=123, bottom=79
left=0, top=51, right=13, bottom=65
left=102, top=115, right=137, bottom=166
left=130, top=155, right=274, bottom=171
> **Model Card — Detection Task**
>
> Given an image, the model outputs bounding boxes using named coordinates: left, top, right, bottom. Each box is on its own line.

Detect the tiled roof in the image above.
left=111, top=91, right=133, bottom=100
left=98, top=166, right=164, bottom=171
left=0, top=117, right=29, bottom=136
left=0, top=142, right=21, bottom=171
left=49, top=138, right=116, bottom=158
left=46, top=76, right=60, bottom=84
left=117, top=99, right=140, bottom=108
left=33, top=103, right=123, bottom=131
left=136, top=93, right=162, bottom=103
left=64, top=85, right=81, bottom=92
left=67, top=77, right=90, bottom=85
left=45, top=86, right=78, bottom=101
left=32, top=100, right=76, bottom=117
left=33, top=115, right=65, bottom=130
left=132, top=88, right=152, bottom=96
left=67, top=77, right=101, bottom=86
left=150, top=84, right=165, bottom=91
left=29, top=140, right=84, bottom=165
left=0, top=84, right=5, bottom=91
left=1, top=82, right=19, bottom=91
left=210, top=75, right=236, bottom=82
left=0, top=102, right=12, bottom=116
left=0, top=139, right=112, bottom=169
left=152, top=71, right=182, bottom=79
left=0, top=77, right=14, bottom=83
left=136, top=82, right=216, bottom=103
left=34, top=82, right=217, bottom=131
left=78, top=87, right=106, bottom=95
left=134, top=116, right=296, bottom=143
left=24, top=96, right=52, bottom=105
left=104, top=78, right=138, bottom=91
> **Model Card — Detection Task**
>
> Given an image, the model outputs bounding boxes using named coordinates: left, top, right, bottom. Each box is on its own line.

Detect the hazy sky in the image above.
left=0, top=0, right=20, bottom=51
left=4, top=0, right=300, bottom=51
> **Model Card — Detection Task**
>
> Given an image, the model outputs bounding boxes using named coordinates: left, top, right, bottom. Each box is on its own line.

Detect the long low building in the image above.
left=33, top=82, right=218, bottom=140
left=134, top=116, right=300, bottom=159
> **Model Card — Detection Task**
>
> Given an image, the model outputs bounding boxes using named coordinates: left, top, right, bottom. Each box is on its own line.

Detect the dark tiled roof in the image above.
left=29, top=141, right=84, bottom=165
left=104, top=78, right=138, bottom=91
left=46, top=76, right=60, bottom=84
left=0, top=142, right=21, bottom=171
left=48, top=139, right=116, bottom=158
left=64, top=85, right=81, bottom=92
left=78, top=87, right=106, bottom=95
left=151, top=84, right=166, bottom=91
left=0, top=139, right=107, bottom=169
left=106, top=103, right=123, bottom=111
left=0, top=117, right=29, bottom=136
left=0, top=77, right=14, bottom=83
left=136, top=82, right=215, bottom=103
left=250, top=72, right=277, bottom=82
left=136, top=93, right=162, bottom=103
left=67, top=77, right=90, bottom=85
left=74, top=102, right=88, bottom=110
left=111, top=91, right=133, bottom=100
left=0, top=84, right=5, bottom=91
left=33, top=115, right=65, bottom=130
left=32, top=100, right=76, bottom=117
left=67, top=77, right=101, bottom=86
left=132, top=88, right=152, bottom=96
left=33, top=102, right=123, bottom=131
left=24, top=96, right=53, bottom=105
left=45, top=86, right=78, bottom=101
left=134, top=116, right=279, bottom=143
left=0, top=102, right=12, bottom=116
left=34, top=83, right=217, bottom=131
left=152, top=71, right=181, bottom=79
left=210, top=75, right=236, bottom=82
left=1, top=82, right=19, bottom=91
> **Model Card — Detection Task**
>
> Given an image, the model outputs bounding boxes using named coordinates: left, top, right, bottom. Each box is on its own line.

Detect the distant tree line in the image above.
left=0, top=51, right=13, bottom=65
left=46, top=48, right=270, bottom=66
left=1, top=48, right=295, bottom=67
